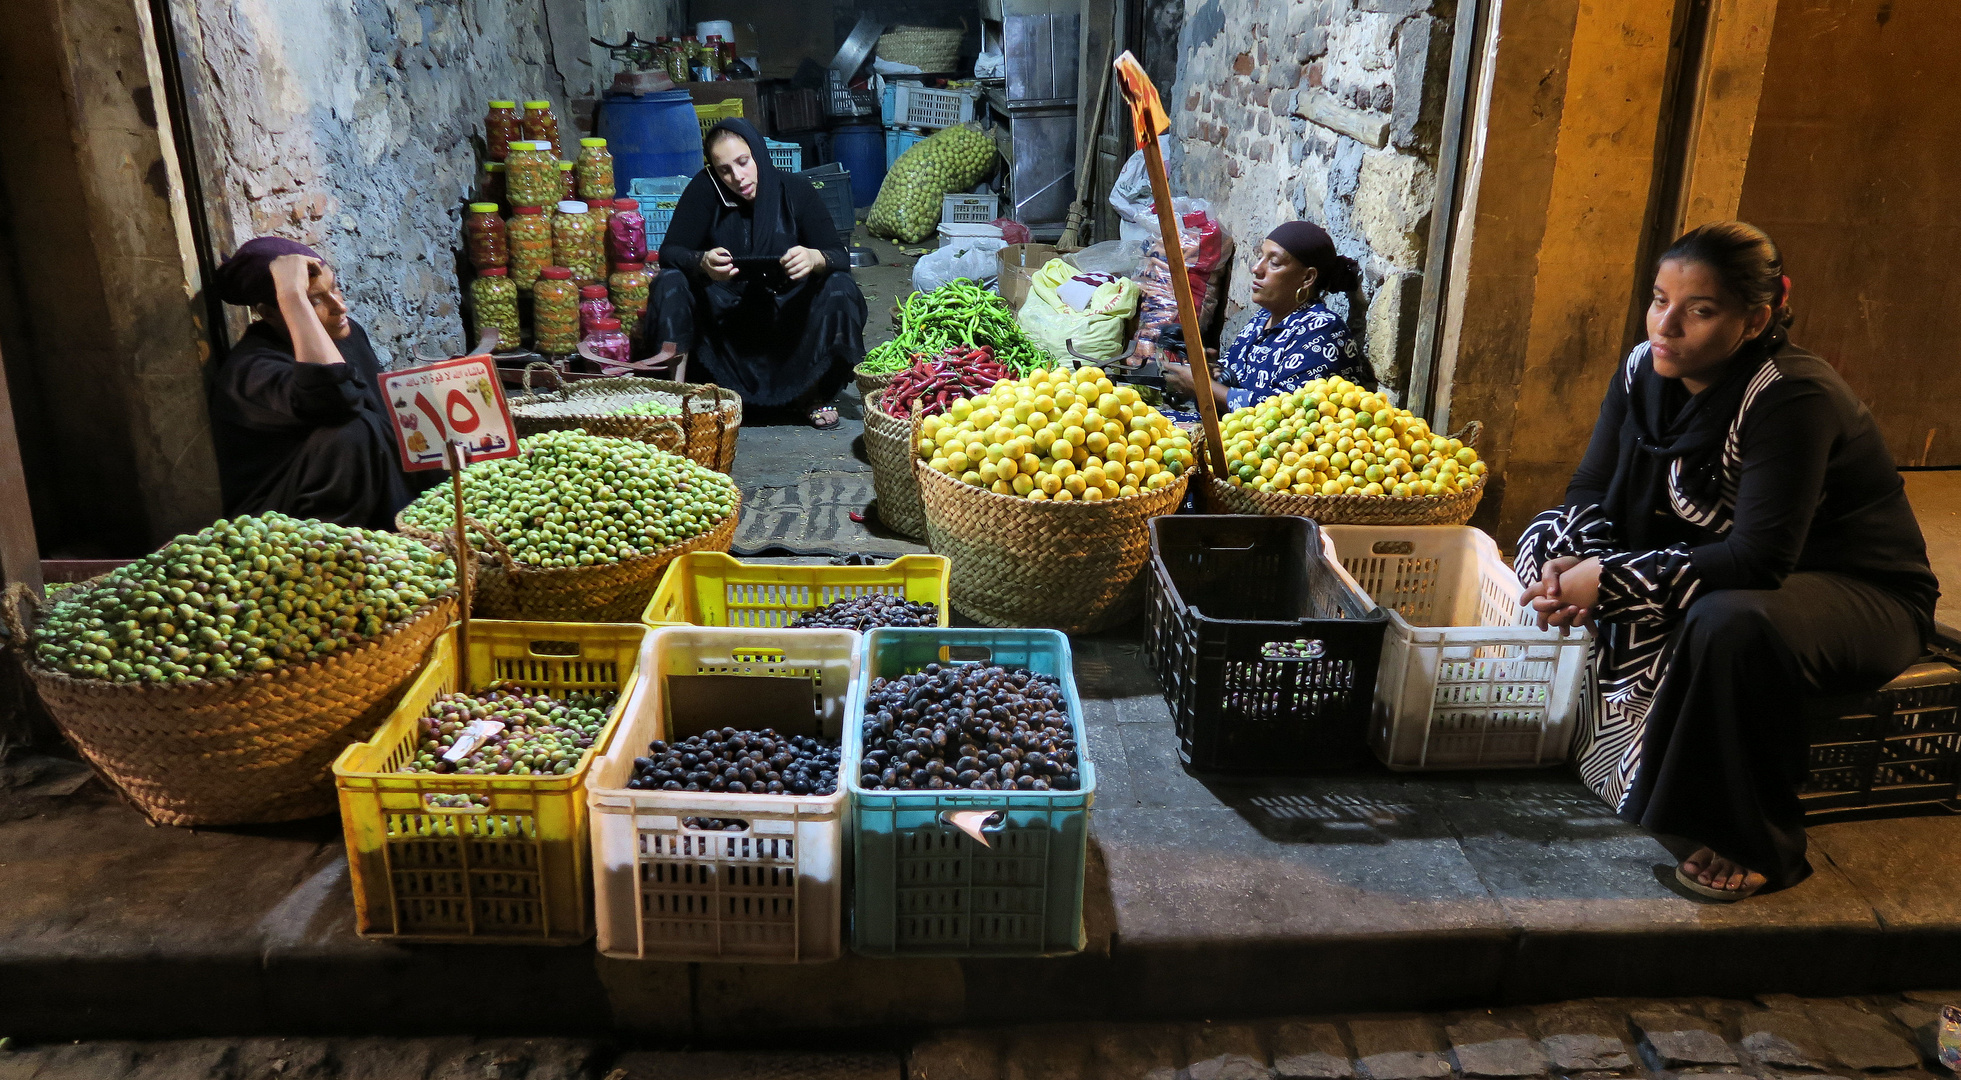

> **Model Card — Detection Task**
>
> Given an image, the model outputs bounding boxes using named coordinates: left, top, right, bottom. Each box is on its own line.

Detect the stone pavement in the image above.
left=1, top=992, right=1956, bottom=1078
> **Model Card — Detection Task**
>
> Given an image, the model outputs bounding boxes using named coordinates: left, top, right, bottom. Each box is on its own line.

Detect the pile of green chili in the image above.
left=861, top=279, right=1056, bottom=375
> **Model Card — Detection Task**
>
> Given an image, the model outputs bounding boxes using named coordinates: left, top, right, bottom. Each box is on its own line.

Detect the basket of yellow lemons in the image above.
left=1206, top=377, right=1486, bottom=526
left=913, top=366, right=1195, bottom=633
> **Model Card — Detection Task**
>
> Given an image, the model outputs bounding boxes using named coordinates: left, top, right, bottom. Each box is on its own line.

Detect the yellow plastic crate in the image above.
left=641, top=553, right=950, bottom=628
left=333, top=620, right=649, bottom=944
left=694, top=98, right=745, bottom=136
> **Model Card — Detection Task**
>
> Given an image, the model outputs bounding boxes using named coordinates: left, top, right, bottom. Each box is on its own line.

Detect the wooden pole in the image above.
left=1115, top=54, right=1229, bottom=478
left=444, top=440, right=473, bottom=690
left=0, top=340, right=42, bottom=595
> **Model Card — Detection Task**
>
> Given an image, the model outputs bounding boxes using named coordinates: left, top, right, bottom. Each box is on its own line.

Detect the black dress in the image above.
left=206, top=319, right=428, bottom=530
left=635, top=118, right=867, bottom=408
left=1516, top=330, right=1939, bottom=889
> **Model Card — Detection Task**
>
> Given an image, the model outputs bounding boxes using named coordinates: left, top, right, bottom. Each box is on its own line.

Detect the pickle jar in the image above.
left=531, top=267, right=580, bottom=354
left=470, top=267, right=520, bottom=350
left=504, top=141, right=557, bottom=208
left=588, top=196, right=614, bottom=232
left=665, top=41, right=691, bottom=85
left=575, top=137, right=615, bottom=203
left=609, top=198, right=648, bottom=264
left=551, top=200, right=605, bottom=285
left=479, top=161, right=507, bottom=206
left=556, top=160, right=577, bottom=202
left=464, top=202, right=508, bottom=270
left=507, top=205, right=553, bottom=291
left=485, top=100, right=521, bottom=161
left=609, top=262, right=652, bottom=327
left=522, top=100, right=559, bottom=157
left=582, top=317, right=631, bottom=366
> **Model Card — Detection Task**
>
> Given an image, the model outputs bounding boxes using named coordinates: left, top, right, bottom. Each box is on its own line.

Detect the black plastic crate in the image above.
left=1799, top=632, right=1961, bottom=821
left=799, top=163, right=855, bottom=237
left=1144, top=515, right=1388, bottom=775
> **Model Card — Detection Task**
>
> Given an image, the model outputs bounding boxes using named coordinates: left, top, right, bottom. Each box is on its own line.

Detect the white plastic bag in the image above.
left=1016, top=258, right=1141, bottom=363
left=1108, top=136, right=1172, bottom=224
left=913, top=237, right=1008, bottom=293
left=1064, top=239, right=1149, bottom=280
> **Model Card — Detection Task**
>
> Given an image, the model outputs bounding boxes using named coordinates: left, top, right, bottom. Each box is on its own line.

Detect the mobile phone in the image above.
left=732, top=256, right=792, bottom=290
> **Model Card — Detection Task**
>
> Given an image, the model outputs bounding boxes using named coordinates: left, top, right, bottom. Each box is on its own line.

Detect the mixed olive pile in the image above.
left=400, top=684, right=618, bottom=776
left=398, top=430, right=737, bottom=569
left=859, top=663, right=1081, bottom=791
left=791, top=594, right=940, bottom=631
left=628, top=728, right=842, bottom=796
left=31, top=513, right=453, bottom=684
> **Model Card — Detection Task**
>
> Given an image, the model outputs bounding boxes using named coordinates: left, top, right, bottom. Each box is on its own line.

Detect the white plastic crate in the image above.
left=1322, top=525, right=1594, bottom=771
left=588, top=627, right=861, bottom=963
left=882, top=83, right=979, bottom=130
left=942, top=193, right=1001, bottom=225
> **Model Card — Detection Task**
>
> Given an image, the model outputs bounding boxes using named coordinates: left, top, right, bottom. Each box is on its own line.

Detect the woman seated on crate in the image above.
left=1516, top=221, right=1938, bottom=902
left=205, top=236, right=436, bottom=530
left=631, top=118, right=867, bottom=430
left=1161, top=221, right=1370, bottom=420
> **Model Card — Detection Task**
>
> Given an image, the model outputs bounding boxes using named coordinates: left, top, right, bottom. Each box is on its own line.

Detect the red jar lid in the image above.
left=614, top=262, right=645, bottom=272
left=581, top=284, right=609, bottom=299
left=478, top=267, right=509, bottom=276
left=594, top=318, right=623, bottom=331
left=614, top=199, right=639, bottom=210
left=514, top=205, right=544, bottom=214
left=540, top=267, right=573, bottom=279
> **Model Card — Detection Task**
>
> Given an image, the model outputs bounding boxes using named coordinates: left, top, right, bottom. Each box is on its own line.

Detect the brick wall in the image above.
left=1171, top=0, right=1452, bottom=400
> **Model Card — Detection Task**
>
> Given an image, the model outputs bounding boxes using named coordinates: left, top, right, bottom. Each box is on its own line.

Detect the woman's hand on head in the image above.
left=270, top=254, right=322, bottom=297
left=703, top=247, right=737, bottom=282
left=781, top=246, right=824, bottom=282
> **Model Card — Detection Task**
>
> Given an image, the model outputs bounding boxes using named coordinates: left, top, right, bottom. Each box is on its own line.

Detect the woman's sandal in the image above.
left=809, top=405, right=841, bottom=430
left=1674, top=849, right=1767, bottom=901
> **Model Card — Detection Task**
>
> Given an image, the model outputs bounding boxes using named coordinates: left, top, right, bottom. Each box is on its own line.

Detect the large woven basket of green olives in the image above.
left=507, top=366, right=742, bottom=474
left=1, top=514, right=460, bottom=827
left=397, top=430, right=743, bottom=623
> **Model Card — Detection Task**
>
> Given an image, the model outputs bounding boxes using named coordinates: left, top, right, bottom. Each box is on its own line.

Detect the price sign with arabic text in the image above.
left=378, top=356, right=519, bottom=471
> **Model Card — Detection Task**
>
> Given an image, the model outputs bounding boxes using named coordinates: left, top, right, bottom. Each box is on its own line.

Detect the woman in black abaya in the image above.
left=634, top=119, right=867, bottom=428
left=1516, top=222, right=1937, bottom=901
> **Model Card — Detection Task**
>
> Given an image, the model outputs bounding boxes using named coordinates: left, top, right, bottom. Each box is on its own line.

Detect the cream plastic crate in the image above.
left=588, top=627, right=860, bottom=963
left=1323, top=525, right=1593, bottom=771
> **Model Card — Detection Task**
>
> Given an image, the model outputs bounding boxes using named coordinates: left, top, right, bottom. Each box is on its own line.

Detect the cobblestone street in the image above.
left=3, top=991, right=1955, bottom=1079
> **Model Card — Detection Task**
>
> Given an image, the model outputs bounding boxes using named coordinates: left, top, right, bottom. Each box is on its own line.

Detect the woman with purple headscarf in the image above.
left=1163, top=220, right=1368, bottom=417
left=204, top=237, right=430, bottom=529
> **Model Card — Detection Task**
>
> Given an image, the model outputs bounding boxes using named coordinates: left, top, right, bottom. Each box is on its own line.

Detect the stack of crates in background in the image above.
left=884, top=126, right=929, bottom=170
left=1799, top=633, right=1961, bottom=820
left=627, top=176, right=690, bottom=250
left=882, top=83, right=980, bottom=130
left=942, top=193, right=1001, bottom=226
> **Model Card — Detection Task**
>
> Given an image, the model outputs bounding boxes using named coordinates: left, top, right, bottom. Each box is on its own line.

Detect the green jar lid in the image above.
left=489, top=100, right=517, bottom=109
left=467, top=202, right=498, bottom=212
left=524, top=100, right=552, bottom=110
left=580, top=137, right=607, bottom=148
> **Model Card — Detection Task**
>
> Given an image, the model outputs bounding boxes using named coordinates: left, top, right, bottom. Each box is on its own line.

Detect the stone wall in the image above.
left=176, top=0, right=681, bottom=365
left=1170, top=0, right=1452, bottom=400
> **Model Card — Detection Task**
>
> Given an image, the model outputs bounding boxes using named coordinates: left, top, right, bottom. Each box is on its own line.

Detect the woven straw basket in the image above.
left=877, top=26, right=964, bottom=72
left=1202, top=419, right=1485, bottom=525
left=508, top=367, right=743, bottom=473
left=405, top=497, right=741, bottom=623
left=915, top=460, right=1192, bottom=634
left=863, top=391, right=926, bottom=539
left=3, top=582, right=454, bottom=827
left=854, top=362, right=897, bottom=402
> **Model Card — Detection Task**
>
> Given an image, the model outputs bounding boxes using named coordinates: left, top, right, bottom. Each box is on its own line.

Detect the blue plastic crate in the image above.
left=765, top=138, right=803, bottom=172
left=885, top=125, right=929, bottom=170
left=845, top=628, right=1094, bottom=958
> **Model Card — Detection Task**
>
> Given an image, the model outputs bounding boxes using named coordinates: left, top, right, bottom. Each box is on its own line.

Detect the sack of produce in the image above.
left=863, top=346, right=1010, bottom=540
left=859, top=279, right=1050, bottom=379
left=867, top=123, right=997, bottom=244
left=913, top=366, right=1194, bottom=633
left=507, top=365, right=742, bottom=474
left=1016, top=259, right=1142, bottom=364
left=2, top=514, right=459, bottom=826
left=398, top=430, right=740, bottom=621
left=1208, top=376, right=1487, bottom=525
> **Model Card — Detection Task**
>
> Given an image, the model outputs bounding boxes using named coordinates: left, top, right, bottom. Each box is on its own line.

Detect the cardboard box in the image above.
left=998, top=243, right=1058, bottom=311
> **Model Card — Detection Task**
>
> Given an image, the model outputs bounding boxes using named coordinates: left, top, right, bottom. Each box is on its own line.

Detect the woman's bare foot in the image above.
left=1677, top=847, right=1768, bottom=899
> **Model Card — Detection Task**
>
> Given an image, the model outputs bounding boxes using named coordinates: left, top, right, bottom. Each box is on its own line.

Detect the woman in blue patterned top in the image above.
left=1163, top=221, right=1368, bottom=416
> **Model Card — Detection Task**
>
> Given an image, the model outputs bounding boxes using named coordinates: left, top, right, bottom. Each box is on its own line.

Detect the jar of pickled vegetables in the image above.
left=522, top=100, right=559, bottom=157
left=470, top=267, right=520, bottom=349
left=485, top=100, right=521, bottom=161
left=532, top=267, right=580, bottom=354
left=464, top=203, right=508, bottom=270
left=554, top=160, right=575, bottom=202
left=609, top=198, right=648, bottom=264
left=507, top=206, right=552, bottom=291
left=588, top=196, right=614, bottom=232
left=552, top=201, right=605, bottom=284
left=504, top=141, right=557, bottom=208
left=609, top=262, right=651, bottom=327
left=582, top=317, right=631, bottom=366
left=576, top=138, right=616, bottom=203
left=579, top=284, right=614, bottom=336
left=665, top=41, right=691, bottom=85
left=479, top=161, right=507, bottom=206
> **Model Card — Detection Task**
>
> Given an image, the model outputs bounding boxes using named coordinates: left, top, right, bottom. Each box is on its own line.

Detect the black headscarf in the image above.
left=1266, top=221, right=1361, bottom=295
left=1602, top=325, right=1787, bottom=550
left=213, top=236, right=322, bottom=306
left=700, top=118, right=791, bottom=258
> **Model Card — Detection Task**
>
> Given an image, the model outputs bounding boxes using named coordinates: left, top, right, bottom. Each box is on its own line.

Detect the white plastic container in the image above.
left=588, top=627, right=860, bottom=963
left=941, top=193, right=1002, bottom=226
left=936, top=220, right=1005, bottom=248
left=1323, top=525, right=1594, bottom=771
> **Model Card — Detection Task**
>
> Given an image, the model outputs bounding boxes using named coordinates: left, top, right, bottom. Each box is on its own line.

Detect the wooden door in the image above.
left=1734, top=0, right=1961, bottom=464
